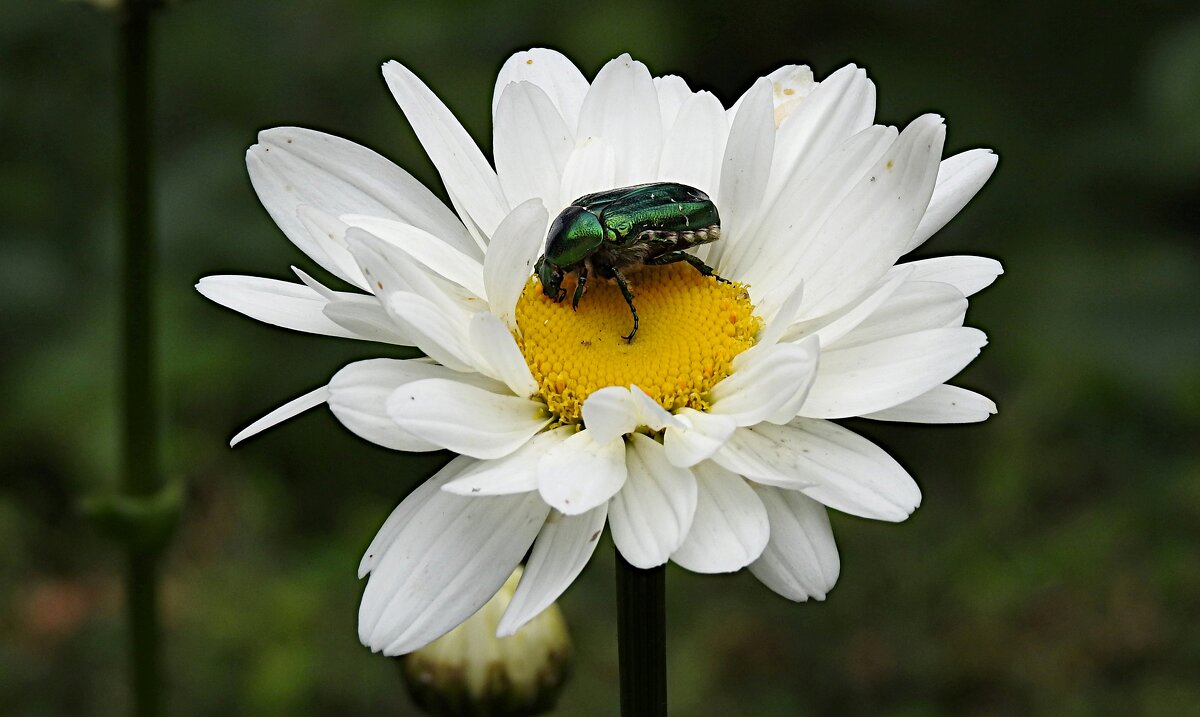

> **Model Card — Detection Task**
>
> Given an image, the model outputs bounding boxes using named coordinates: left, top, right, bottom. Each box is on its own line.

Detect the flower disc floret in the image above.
left=515, top=263, right=762, bottom=422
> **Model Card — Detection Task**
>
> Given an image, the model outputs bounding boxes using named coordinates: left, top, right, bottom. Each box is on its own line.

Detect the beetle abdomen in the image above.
left=634, top=223, right=721, bottom=249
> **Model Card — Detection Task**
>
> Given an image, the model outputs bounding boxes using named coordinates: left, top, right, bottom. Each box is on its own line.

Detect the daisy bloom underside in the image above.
left=199, top=49, right=1001, bottom=656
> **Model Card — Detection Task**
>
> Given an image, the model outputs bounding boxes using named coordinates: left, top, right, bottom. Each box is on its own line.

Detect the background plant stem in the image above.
left=616, top=550, right=666, bottom=717
left=119, top=1, right=162, bottom=715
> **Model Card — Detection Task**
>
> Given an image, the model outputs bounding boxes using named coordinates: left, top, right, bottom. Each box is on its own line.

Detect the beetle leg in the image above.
left=572, top=260, right=591, bottom=310
left=611, top=268, right=639, bottom=342
left=647, top=251, right=731, bottom=283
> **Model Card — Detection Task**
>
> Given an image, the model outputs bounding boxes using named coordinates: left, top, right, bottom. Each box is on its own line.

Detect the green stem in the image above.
left=119, top=1, right=162, bottom=715
left=126, top=551, right=161, bottom=717
left=615, top=550, right=667, bottom=717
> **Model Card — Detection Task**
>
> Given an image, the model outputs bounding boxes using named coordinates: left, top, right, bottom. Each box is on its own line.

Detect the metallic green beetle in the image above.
left=534, top=182, right=723, bottom=342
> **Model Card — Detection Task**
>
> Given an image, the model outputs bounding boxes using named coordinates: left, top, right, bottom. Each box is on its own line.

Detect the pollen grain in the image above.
left=515, top=263, right=761, bottom=424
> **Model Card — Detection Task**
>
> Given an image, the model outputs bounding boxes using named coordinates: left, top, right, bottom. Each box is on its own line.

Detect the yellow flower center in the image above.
left=515, top=263, right=761, bottom=423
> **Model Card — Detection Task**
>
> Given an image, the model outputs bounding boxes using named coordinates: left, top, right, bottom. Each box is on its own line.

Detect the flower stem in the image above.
left=119, top=1, right=162, bottom=715
left=615, top=550, right=666, bottom=717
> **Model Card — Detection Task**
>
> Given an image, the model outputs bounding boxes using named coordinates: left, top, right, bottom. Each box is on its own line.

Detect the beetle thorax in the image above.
left=545, top=206, right=605, bottom=268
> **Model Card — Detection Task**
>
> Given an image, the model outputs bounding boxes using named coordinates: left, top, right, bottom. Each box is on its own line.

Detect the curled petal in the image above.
left=711, top=339, right=819, bottom=426
left=483, top=199, right=549, bottom=328
left=230, top=385, right=328, bottom=446
left=469, top=312, right=539, bottom=398
left=663, top=408, right=736, bottom=468
left=537, top=429, right=627, bottom=515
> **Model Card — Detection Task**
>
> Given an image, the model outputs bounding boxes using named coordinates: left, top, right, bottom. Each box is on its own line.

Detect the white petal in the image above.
left=359, top=455, right=475, bottom=578
left=484, top=199, right=550, bottom=328
left=863, top=384, right=997, bottom=423
left=710, top=340, right=819, bottom=426
left=442, top=427, right=572, bottom=496
left=657, top=91, right=727, bottom=199
left=469, top=312, right=539, bottom=398
left=229, top=385, right=328, bottom=446
left=386, top=378, right=550, bottom=459
left=609, top=434, right=698, bottom=569
left=710, top=424, right=816, bottom=490
left=537, top=429, right=627, bottom=515
left=386, top=291, right=476, bottom=373
left=559, top=137, right=616, bottom=208
left=749, top=485, right=839, bottom=601
left=801, top=327, right=987, bottom=418
left=781, top=418, right=921, bottom=521
left=493, top=49, right=589, bottom=133
left=383, top=61, right=509, bottom=245
left=581, top=386, right=640, bottom=443
left=783, top=268, right=909, bottom=347
left=340, top=214, right=486, bottom=298
left=497, top=504, right=607, bottom=636
left=629, top=385, right=684, bottom=431
left=247, top=127, right=476, bottom=263
left=738, top=124, right=896, bottom=302
left=494, top=81, right=574, bottom=210
left=654, top=74, right=693, bottom=135
left=710, top=77, right=774, bottom=272
left=345, top=226, right=474, bottom=318
left=831, top=281, right=967, bottom=349
left=755, top=279, right=805, bottom=349
left=765, top=64, right=875, bottom=204
left=794, top=114, right=946, bottom=319
left=906, top=149, right=998, bottom=251
left=293, top=205, right=368, bottom=289
left=764, top=64, right=816, bottom=123
left=671, top=462, right=769, bottom=574
left=663, top=407, right=736, bottom=467
left=322, top=297, right=413, bottom=345
left=577, top=54, right=662, bottom=187
left=197, top=275, right=361, bottom=339
left=766, top=340, right=826, bottom=425
left=328, top=359, right=503, bottom=452
left=291, top=265, right=338, bottom=300
left=359, top=471, right=549, bottom=655
left=888, top=255, right=1003, bottom=297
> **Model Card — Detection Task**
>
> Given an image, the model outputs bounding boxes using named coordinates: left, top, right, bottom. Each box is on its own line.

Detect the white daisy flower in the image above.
left=199, top=49, right=1000, bottom=656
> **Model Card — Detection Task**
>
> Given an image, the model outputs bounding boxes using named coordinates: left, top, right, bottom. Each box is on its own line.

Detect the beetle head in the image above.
left=535, top=255, right=566, bottom=302
left=538, top=205, right=604, bottom=303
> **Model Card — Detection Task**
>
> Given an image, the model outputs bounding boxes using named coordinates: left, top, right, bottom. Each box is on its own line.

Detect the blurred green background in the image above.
left=3, top=0, right=1199, bottom=715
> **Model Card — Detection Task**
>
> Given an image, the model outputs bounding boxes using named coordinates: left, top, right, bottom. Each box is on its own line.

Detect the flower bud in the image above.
left=399, top=567, right=572, bottom=716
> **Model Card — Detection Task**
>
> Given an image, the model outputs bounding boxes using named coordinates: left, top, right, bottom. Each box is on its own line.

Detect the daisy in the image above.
left=199, top=49, right=1000, bottom=656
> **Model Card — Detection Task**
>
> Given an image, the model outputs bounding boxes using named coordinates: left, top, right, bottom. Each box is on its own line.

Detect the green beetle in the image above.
left=534, top=182, right=723, bottom=342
